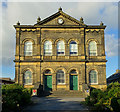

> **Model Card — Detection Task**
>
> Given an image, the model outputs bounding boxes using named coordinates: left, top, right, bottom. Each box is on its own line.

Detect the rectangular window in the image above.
left=90, top=74, right=97, bottom=84
left=70, top=44, right=77, bottom=55
left=57, top=41, right=65, bottom=56
left=24, top=43, right=32, bottom=56
left=57, top=73, right=65, bottom=84
left=44, top=42, right=52, bottom=56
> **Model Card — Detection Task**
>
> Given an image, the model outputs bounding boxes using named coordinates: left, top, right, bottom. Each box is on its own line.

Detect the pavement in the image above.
left=23, top=96, right=90, bottom=112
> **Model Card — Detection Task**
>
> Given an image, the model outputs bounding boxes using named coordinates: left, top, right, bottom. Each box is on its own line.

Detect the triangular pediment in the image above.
left=34, top=9, right=86, bottom=26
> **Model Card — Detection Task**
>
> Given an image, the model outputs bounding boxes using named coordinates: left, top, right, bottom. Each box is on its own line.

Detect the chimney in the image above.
left=115, top=69, right=120, bottom=73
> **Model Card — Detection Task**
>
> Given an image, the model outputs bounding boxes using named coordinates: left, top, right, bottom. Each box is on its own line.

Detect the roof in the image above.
left=34, top=9, right=86, bottom=26
left=0, top=78, right=15, bottom=84
left=14, top=8, right=106, bottom=29
left=107, top=70, right=120, bottom=82
left=0, top=77, right=11, bottom=81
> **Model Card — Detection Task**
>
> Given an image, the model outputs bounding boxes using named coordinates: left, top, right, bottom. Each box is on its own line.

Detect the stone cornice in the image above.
left=14, top=59, right=107, bottom=62
left=86, top=25, right=106, bottom=29
left=14, top=25, right=106, bottom=29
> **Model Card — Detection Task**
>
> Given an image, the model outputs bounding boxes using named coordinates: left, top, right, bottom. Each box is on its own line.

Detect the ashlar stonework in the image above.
left=14, top=8, right=107, bottom=94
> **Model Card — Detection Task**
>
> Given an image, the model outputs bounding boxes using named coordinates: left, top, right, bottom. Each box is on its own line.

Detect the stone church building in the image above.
left=14, top=8, right=107, bottom=93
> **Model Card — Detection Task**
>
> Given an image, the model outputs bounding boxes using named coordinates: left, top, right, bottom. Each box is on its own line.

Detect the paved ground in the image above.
left=23, top=97, right=89, bottom=112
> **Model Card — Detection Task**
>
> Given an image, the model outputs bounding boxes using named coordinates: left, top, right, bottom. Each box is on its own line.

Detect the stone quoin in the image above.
left=14, top=8, right=107, bottom=94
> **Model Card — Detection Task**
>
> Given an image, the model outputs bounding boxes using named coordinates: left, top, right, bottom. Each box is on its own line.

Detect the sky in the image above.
left=0, top=0, right=119, bottom=80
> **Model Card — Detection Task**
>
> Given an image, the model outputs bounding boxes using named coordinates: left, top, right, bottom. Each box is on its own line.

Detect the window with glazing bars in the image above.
left=44, top=41, right=52, bottom=55
left=57, top=41, right=65, bottom=55
left=89, top=70, right=97, bottom=84
left=24, top=41, right=32, bottom=56
left=57, top=70, right=65, bottom=84
left=24, top=70, right=32, bottom=85
left=89, top=41, right=97, bottom=56
left=70, top=41, right=78, bottom=55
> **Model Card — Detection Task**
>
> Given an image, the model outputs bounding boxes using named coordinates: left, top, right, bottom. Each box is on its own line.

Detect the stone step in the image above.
left=51, top=91, right=83, bottom=94
left=46, top=90, right=86, bottom=97
left=38, top=90, right=86, bottom=97
left=51, top=93, right=83, bottom=95
left=51, top=90, right=83, bottom=92
left=50, top=94, right=85, bottom=96
left=52, top=91, right=83, bottom=93
left=47, top=94, right=85, bottom=97
left=47, top=95, right=85, bottom=97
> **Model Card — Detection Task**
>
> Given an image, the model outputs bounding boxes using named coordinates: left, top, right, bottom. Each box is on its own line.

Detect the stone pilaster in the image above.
left=65, top=44, right=69, bottom=56
left=52, top=73, right=57, bottom=91
left=21, top=44, right=24, bottom=56
left=41, top=73, right=44, bottom=85
left=19, top=73, right=23, bottom=85
left=81, top=64, right=86, bottom=84
left=97, top=44, right=100, bottom=56
left=33, top=73, right=37, bottom=84
left=36, top=28, right=41, bottom=56
left=15, top=64, right=19, bottom=83
left=101, top=30, right=105, bottom=56
left=66, top=73, right=70, bottom=90
left=86, top=44, right=89, bottom=57
left=36, top=64, right=40, bottom=83
left=41, top=44, right=44, bottom=57
left=15, top=28, right=20, bottom=60
left=52, top=44, right=57, bottom=60
left=78, top=73, right=81, bottom=91
left=80, top=28, right=85, bottom=56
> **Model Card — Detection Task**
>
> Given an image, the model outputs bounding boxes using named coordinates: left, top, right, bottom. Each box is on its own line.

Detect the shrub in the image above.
left=2, top=84, right=32, bottom=112
left=85, top=82, right=120, bottom=112
left=85, top=96, right=91, bottom=106
left=111, top=98, right=120, bottom=112
left=85, top=89, right=104, bottom=106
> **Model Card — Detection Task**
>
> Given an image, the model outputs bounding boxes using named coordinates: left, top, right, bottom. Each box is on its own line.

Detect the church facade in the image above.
left=14, top=8, right=107, bottom=92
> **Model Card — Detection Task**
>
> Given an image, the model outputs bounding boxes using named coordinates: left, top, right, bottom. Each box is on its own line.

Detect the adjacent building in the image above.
left=0, top=78, right=15, bottom=85
left=107, top=69, right=120, bottom=85
left=14, top=8, right=107, bottom=92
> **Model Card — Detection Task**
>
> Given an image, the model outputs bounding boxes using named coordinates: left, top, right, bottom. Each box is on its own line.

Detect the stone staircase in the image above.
left=46, top=90, right=86, bottom=97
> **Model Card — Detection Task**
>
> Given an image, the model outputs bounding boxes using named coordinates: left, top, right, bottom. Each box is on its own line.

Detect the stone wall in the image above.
left=14, top=13, right=107, bottom=91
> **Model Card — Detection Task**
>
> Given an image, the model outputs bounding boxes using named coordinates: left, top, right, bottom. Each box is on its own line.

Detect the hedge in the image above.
left=2, top=84, right=32, bottom=112
left=85, top=82, right=120, bottom=112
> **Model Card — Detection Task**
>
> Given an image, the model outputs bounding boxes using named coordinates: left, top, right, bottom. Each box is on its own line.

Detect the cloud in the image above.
left=105, top=34, right=118, bottom=57
left=1, top=2, right=118, bottom=68
left=66, top=2, right=118, bottom=31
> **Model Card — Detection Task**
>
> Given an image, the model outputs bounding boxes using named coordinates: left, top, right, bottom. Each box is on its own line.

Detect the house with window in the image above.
left=107, top=69, right=120, bottom=85
left=0, top=77, right=15, bottom=85
left=14, top=8, right=107, bottom=94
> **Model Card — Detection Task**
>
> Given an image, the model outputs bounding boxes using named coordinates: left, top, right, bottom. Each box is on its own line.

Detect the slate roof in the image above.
left=107, top=70, right=120, bottom=84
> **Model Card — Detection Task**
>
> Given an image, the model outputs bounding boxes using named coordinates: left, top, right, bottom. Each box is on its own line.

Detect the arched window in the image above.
left=70, top=69, right=77, bottom=74
left=24, top=41, right=33, bottom=56
left=44, top=41, right=52, bottom=55
left=70, top=41, right=78, bottom=55
left=57, top=41, right=65, bottom=55
left=89, top=70, right=97, bottom=84
left=44, top=69, right=51, bottom=74
left=24, top=70, right=32, bottom=85
left=56, top=70, right=65, bottom=84
left=89, top=41, right=97, bottom=56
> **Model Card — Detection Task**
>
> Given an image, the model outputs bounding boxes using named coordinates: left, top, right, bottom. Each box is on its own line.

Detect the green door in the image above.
left=70, top=75, right=78, bottom=90
left=44, top=75, right=52, bottom=91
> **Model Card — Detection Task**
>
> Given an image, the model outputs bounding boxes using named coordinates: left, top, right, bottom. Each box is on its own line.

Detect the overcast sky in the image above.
left=1, top=1, right=119, bottom=79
